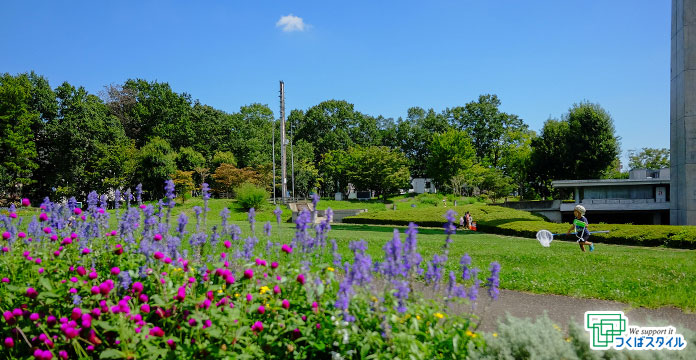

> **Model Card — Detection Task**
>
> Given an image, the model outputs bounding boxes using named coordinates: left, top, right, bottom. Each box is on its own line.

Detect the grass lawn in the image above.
left=324, top=223, right=696, bottom=311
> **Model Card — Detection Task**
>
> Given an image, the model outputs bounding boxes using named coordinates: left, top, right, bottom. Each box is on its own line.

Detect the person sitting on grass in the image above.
left=566, top=205, right=594, bottom=252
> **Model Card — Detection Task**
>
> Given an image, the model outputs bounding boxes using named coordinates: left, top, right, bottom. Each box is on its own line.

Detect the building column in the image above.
left=574, top=187, right=580, bottom=203
left=671, top=0, right=696, bottom=225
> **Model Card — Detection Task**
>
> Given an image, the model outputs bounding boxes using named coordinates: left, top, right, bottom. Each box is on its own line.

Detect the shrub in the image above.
left=416, top=193, right=441, bottom=206
left=343, top=204, right=696, bottom=249
left=235, top=182, right=268, bottom=210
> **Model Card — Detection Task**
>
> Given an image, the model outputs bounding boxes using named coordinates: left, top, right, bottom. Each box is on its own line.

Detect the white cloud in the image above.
left=276, top=14, right=308, bottom=32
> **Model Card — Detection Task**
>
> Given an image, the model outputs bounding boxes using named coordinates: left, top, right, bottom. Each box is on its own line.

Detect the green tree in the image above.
left=319, top=149, right=350, bottom=195
left=134, top=137, right=177, bottom=200
left=528, top=119, right=570, bottom=198
left=116, top=79, right=194, bottom=148
left=564, top=102, right=620, bottom=179
left=292, top=100, right=381, bottom=164
left=628, top=148, right=669, bottom=170
left=344, top=146, right=411, bottom=201
left=426, top=129, right=476, bottom=191
left=0, top=73, right=40, bottom=199
left=211, top=151, right=237, bottom=169
left=171, top=170, right=195, bottom=204
left=176, top=147, right=206, bottom=171
left=384, top=107, right=451, bottom=177
left=229, top=104, right=275, bottom=168
left=528, top=102, right=620, bottom=198
left=35, top=82, right=132, bottom=198
left=446, top=94, right=526, bottom=168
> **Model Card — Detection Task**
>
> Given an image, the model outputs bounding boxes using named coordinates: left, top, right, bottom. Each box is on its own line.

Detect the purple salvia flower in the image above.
left=248, top=208, right=256, bottom=233
left=193, top=206, right=202, bottom=232
left=467, top=268, right=481, bottom=302
left=348, top=240, right=372, bottom=286
left=114, top=189, right=121, bottom=210
left=330, top=239, right=342, bottom=267
left=381, top=229, right=405, bottom=279
left=242, top=236, right=258, bottom=260
left=72, top=294, right=82, bottom=305
left=325, top=208, right=333, bottom=223
left=403, top=223, right=423, bottom=277
left=447, top=271, right=457, bottom=298
left=119, top=271, right=132, bottom=290
left=273, top=206, right=282, bottom=225
left=124, top=188, right=132, bottom=208
left=99, top=194, right=108, bottom=211
left=87, top=191, right=99, bottom=213
left=311, top=193, right=320, bottom=209
left=135, top=184, right=143, bottom=205
left=392, top=279, right=410, bottom=313
left=486, top=262, right=501, bottom=300
left=263, top=221, right=272, bottom=237
left=295, top=209, right=311, bottom=232
left=164, top=180, right=176, bottom=208
left=177, top=213, right=188, bottom=238
left=68, top=197, right=78, bottom=211
left=425, top=254, right=447, bottom=287
left=460, top=253, right=472, bottom=280
left=220, top=208, right=230, bottom=234
left=210, top=226, right=220, bottom=249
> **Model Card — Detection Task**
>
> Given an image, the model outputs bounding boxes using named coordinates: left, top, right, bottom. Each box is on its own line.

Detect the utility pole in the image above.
left=280, top=81, right=287, bottom=204
left=272, top=110, right=276, bottom=205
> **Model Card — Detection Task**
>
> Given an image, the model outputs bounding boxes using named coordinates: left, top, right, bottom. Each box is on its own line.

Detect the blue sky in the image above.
left=1, top=0, right=669, bottom=168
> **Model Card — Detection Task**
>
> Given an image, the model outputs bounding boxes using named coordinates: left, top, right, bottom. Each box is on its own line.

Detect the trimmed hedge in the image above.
left=343, top=204, right=696, bottom=249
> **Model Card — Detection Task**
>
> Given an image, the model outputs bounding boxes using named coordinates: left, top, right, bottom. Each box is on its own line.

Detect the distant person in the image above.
left=566, top=205, right=594, bottom=252
left=465, top=211, right=472, bottom=230
left=442, top=198, right=447, bottom=207
left=459, top=216, right=466, bottom=229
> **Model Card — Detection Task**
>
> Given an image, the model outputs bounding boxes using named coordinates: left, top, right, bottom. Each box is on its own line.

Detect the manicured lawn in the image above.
left=325, top=224, right=696, bottom=311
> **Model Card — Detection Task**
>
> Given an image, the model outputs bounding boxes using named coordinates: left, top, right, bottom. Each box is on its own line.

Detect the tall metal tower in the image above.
left=280, top=81, right=287, bottom=203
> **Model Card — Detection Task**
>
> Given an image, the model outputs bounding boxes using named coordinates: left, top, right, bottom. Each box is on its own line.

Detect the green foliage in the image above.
left=426, top=129, right=476, bottom=190
left=0, top=73, right=41, bottom=199
left=628, top=147, right=670, bottom=170
left=175, top=146, right=206, bottom=171
left=384, top=107, right=452, bottom=177
left=134, top=137, right=177, bottom=199
left=445, top=94, right=527, bottom=168
left=235, top=182, right=268, bottom=210
left=211, top=150, right=237, bottom=169
left=171, top=170, right=195, bottom=203
left=229, top=103, right=275, bottom=168
left=344, top=146, right=411, bottom=200
left=530, top=102, right=620, bottom=198
left=293, top=100, right=381, bottom=165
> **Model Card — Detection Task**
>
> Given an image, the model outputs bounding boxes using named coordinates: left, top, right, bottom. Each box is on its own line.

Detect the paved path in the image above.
left=463, top=289, right=696, bottom=333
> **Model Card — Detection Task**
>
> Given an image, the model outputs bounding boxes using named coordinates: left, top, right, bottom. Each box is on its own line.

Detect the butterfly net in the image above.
left=536, top=230, right=553, bottom=247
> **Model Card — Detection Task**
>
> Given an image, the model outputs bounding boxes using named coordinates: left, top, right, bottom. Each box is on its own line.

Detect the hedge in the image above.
left=342, top=204, right=696, bottom=249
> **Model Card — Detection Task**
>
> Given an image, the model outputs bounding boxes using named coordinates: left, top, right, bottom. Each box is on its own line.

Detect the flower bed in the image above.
left=0, top=183, right=500, bottom=359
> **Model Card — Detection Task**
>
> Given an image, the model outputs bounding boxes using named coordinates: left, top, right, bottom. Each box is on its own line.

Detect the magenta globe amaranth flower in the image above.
left=4, top=336, right=14, bottom=348
left=251, top=321, right=264, bottom=333
left=111, top=267, right=120, bottom=275
left=21, top=198, right=30, bottom=207
left=73, top=208, right=82, bottom=215
left=282, top=299, right=290, bottom=309
left=154, top=233, right=162, bottom=241
left=244, top=269, right=254, bottom=279
left=153, top=252, right=164, bottom=260
left=297, top=273, right=306, bottom=285
left=1, top=232, right=9, bottom=240
left=257, top=305, right=265, bottom=314
left=281, top=244, right=293, bottom=254
left=149, top=326, right=165, bottom=337
left=26, top=287, right=38, bottom=299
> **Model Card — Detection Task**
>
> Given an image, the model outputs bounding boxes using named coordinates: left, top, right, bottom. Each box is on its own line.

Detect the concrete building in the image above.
left=410, top=178, right=437, bottom=194
left=671, top=0, right=696, bottom=225
left=552, top=169, right=671, bottom=225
